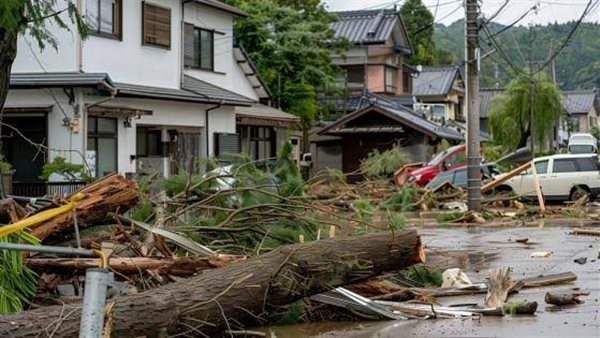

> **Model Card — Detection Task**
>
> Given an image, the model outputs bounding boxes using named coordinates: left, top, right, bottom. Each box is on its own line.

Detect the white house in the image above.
left=5, top=0, right=297, bottom=189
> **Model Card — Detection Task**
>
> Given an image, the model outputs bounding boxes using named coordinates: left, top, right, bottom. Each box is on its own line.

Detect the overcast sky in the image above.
left=322, top=0, right=599, bottom=26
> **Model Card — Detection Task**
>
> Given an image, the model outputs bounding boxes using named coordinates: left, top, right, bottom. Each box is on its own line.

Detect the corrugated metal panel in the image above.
left=562, top=90, right=597, bottom=114
left=214, top=133, right=240, bottom=157
left=413, top=66, right=458, bottom=97
left=331, top=9, right=401, bottom=45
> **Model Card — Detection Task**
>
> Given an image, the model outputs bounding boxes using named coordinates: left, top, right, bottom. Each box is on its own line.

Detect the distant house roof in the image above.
left=562, top=90, right=598, bottom=115
left=413, top=66, right=462, bottom=97
left=188, top=0, right=248, bottom=17
left=319, top=92, right=414, bottom=113
left=479, top=88, right=504, bottom=118
left=10, top=72, right=115, bottom=91
left=330, top=9, right=412, bottom=53
left=236, top=104, right=299, bottom=126
left=318, top=100, right=463, bottom=141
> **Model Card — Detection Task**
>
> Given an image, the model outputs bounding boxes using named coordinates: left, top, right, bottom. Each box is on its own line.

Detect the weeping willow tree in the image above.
left=488, top=71, right=563, bottom=150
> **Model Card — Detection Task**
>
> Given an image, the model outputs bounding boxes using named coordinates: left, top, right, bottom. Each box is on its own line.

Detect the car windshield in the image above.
left=569, top=145, right=596, bottom=154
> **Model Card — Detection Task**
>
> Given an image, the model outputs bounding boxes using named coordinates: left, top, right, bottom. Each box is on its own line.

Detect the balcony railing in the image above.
left=12, top=180, right=87, bottom=198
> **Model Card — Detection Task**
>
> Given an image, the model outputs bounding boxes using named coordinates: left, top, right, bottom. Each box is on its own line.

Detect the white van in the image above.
left=568, top=133, right=598, bottom=154
left=496, top=154, right=600, bottom=201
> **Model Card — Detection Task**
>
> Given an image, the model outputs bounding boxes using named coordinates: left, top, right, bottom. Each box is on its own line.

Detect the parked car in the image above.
left=425, top=165, right=494, bottom=190
left=495, top=154, right=600, bottom=201
left=407, top=144, right=466, bottom=186
left=568, top=133, right=598, bottom=154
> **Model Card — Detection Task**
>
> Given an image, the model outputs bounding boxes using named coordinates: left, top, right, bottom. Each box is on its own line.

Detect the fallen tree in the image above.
left=0, top=230, right=424, bottom=337
left=26, top=255, right=246, bottom=277
left=28, top=174, right=138, bottom=241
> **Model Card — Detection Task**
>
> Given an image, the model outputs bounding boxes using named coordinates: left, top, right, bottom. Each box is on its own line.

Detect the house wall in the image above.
left=311, top=141, right=343, bottom=174
left=367, top=65, right=385, bottom=93
left=12, top=3, right=78, bottom=72
left=83, top=0, right=182, bottom=88
left=4, top=89, right=85, bottom=166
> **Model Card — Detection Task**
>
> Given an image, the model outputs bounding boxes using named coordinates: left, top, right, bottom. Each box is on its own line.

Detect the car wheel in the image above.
left=570, top=186, right=591, bottom=202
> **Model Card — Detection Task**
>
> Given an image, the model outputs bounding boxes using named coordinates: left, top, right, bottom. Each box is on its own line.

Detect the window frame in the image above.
left=87, top=0, right=123, bottom=40
left=184, top=24, right=215, bottom=71
left=87, top=116, right=119, bottom=178
left=142, top=1, right=172, bottom=49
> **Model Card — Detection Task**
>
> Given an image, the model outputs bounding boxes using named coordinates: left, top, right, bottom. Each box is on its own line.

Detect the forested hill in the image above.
left=434, top=20, right=600, bottom=90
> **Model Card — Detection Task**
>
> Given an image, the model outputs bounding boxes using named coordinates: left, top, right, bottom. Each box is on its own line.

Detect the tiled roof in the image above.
left=236, top=104, right=299, bottom=122
left=330, top=9, right=410, bottom=52
left=10, top=72, right=114, bottom=89
left=319, top=93, right=414, bottom=112
left=319, top=95, right=463, bottom=141
left=479, top=88, right=504, bottom=118
left=562, top=90, right=597, bottom=114
left=413, top=66, right=461, bottom=97
left=182, top=75, right=254, bottom=104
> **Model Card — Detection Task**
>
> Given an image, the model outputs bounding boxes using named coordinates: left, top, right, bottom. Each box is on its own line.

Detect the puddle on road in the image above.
left=253, top=226, right=600, bottom=337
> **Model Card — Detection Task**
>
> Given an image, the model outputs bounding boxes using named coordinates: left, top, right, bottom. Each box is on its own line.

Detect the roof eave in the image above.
left=186, top=0, right=248, bottom=17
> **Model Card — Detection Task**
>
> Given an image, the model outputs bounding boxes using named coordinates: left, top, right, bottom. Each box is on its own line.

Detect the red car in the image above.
left=407, top=144, right=467, bottom=186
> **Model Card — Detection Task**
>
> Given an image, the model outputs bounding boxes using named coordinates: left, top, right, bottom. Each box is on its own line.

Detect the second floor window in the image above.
left=87, top=0, right=122, bottom=39
left=184, top=24, right=214, bottom=71
left=142, top=2, right=171, bottom=48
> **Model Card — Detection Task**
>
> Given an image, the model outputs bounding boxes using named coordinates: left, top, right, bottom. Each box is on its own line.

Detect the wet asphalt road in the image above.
left=260, top=225, right=600, bottom=337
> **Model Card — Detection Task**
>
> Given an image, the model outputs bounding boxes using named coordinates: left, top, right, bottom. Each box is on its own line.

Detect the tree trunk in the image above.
left=26, top=255, right=246, bottom=277
left=29, top=173, right=138, bottom=242
left=0, top=230, right=424, bottom=337
left=0, top=28, right=18, bottom=199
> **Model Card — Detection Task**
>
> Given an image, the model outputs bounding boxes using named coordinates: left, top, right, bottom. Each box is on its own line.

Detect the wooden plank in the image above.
left=481, top=161, right=531, bottom=194
left=530, top=162, right=546, bottom=212
left=517, top=272, right=577, bottom=288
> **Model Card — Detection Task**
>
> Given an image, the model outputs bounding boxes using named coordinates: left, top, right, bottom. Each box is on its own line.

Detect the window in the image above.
left=142, top=2, right=171, bottom=48
left=88, top=117, right=118, bottom=177
left=86, top=0, right=122, bottom=38
left=342, top=66, right=365, bottom=90
left=184, top=24, right=214, bottom=70
left=136, top=127, right=163, bottom=157
left=402, top=70, right=411, bottom=94
left=238, top=126, right=276, bottom=160
left=385, top=67, right=396, bottom=93
left=535, top=160, right=549, bottom=174
left=553, top=159, right=577, bottom=173
left=576, top=157, right=599, bottom=171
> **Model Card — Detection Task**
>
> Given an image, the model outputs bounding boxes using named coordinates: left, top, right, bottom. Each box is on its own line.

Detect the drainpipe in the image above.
left=205, top=102, right=222, bottom=158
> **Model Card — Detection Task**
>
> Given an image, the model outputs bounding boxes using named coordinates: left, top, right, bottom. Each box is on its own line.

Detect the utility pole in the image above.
left=465, top=0, right=481, bottom=211
left=528, top=25, right=536, bottom=159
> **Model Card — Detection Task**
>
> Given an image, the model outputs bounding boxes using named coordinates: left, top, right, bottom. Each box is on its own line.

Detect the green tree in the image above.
left=488, top=71, right=563, bottom=150
left=283, top=83, right=317, bottom=153
left=0, top=0, right=87, bottom=196
left=228, top=0, right=347, bottom=139
left=400, top=0, right=436, bottom=65
left=0, top=0, right=87, bottom=314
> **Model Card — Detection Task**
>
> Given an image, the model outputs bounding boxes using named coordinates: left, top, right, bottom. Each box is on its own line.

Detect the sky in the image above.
left=322, top=0, right=600, bottom=26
